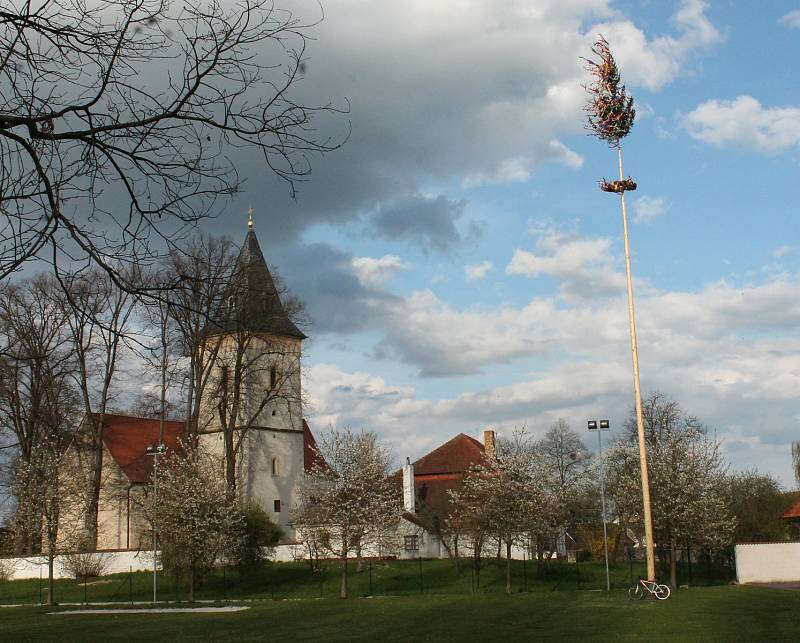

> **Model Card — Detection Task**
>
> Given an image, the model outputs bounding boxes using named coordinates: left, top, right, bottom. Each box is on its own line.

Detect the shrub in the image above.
left=59, top=537, right=111, bottom=579
left=0, top=557, right=18, bottom=581
left=237, top=502, right=282, bottom=575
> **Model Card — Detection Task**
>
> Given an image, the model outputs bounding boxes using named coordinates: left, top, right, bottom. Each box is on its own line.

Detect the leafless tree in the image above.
left=0, top=0, right=346, bottom=286
left=792, top=443, right=800, bottom=489
left=535, top=419, right=594, bottom=563
left=50, top=270, right=138, bottom=549
left=160, top=234, right=237, bottom=450
left=0, top=275, right=78, bottom=554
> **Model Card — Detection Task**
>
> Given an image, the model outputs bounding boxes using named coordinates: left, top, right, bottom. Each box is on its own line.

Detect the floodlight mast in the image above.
left=588, top=419, right=611, bottom=591
left=145, top=443, right=166, bottom=603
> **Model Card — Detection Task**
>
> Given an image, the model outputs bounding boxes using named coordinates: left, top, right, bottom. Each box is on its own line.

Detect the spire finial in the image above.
left=247, top=206, right=254, bottom=230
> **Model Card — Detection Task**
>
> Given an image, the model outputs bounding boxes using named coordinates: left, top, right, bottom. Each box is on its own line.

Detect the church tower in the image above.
left=199, top=216, right=306, bottom=536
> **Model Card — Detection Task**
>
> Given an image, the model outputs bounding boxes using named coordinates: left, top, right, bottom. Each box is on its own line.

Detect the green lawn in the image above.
left=0, top=558, right=732, bottom=605
left=1, top=586, right=798, bottom=642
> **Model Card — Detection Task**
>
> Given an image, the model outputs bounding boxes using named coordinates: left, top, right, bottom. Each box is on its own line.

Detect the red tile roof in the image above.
left=303, top=420, right=327, bottom=472
left=412, top=433, right=486, bottom=475
left=782, top=496, right=800, bottom=520
left=395, top=433, right=489, bottom=529
left=98, top=414, right=323, bottom=483
left=96, top=413, right=186, bottom=484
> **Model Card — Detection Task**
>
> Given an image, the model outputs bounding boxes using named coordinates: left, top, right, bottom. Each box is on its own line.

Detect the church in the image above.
left=77, top=221, right=321, bottom=550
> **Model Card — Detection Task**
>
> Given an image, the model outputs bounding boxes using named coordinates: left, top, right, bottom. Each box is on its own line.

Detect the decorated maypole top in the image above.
left=584, top=36, right=637, bottom=193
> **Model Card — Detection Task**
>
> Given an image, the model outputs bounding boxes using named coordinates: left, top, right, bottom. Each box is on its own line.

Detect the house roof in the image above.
left=210, top=227, right=306, bottom=339
left=411, top=433, right=486, bottom=475
left=396, top=433, right=489, bottom=530
left=97, top=413, right=323, bottom=484
left=96, top=413, right=185, bottom=484
left=782, top=496, right=800, bottom=520
left=303, top=419, right=327, bottom=472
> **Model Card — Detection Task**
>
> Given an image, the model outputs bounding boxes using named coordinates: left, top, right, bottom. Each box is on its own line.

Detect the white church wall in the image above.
left=244, top=428, right=305, bottom=537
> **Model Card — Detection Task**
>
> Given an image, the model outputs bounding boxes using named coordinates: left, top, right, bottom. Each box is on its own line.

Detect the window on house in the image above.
left=272, top=457, right=280, bottom=476
left=404, top=535, right=419, bottom=552
left=269, top=365, right=278, bottom=388
left=274, top=499, right=281, bottom=513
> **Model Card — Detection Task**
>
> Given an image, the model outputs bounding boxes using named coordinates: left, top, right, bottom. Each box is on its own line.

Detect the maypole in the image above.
left=584, top=36, right=656, bottom=581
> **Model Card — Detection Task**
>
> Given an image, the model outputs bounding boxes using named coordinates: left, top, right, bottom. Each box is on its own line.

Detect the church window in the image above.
left=404, top=535, right=419, bottom=552
left=270, top=365, right=278, bottom=388
left=272, top=457, right=280, bottom=476
left=274, top=499, right=281, bottom=513
left=226, top=296, right=236, bottom=313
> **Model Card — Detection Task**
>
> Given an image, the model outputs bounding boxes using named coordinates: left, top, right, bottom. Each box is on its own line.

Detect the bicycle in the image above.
left=628, top=577, right=671, bottom=600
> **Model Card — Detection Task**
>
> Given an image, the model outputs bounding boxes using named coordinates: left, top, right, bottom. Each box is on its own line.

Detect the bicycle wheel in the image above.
left=655, top=584, right=671, bottom=600
left=628, top=584, right=644, bottom=600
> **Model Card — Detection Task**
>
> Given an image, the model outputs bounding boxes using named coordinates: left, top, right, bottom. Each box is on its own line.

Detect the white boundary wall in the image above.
left=735, top=542, right=800, bottom=584
left=2, top=543, right=307, bottom=580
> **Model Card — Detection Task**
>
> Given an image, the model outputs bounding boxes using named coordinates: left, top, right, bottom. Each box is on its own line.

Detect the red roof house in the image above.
left=397, top=431, right=493, bottom=529
left=782, top=496, right=800, bottom=520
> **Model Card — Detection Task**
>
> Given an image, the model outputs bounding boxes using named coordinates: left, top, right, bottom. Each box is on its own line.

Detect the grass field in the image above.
left=1, top=585, right=798, bottom=642
left=0, top=557, right=733, bottom=605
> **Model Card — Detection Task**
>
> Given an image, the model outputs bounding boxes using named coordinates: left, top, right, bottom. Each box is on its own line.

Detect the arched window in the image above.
left=271, top=457, right=280, bottom=476
left=269, top=365, right=278, bottom=388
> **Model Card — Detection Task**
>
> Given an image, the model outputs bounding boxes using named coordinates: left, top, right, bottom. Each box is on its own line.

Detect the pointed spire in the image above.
left=247, top=206, right=254, bottom=230
left=212, top=225, right=306, bottom=339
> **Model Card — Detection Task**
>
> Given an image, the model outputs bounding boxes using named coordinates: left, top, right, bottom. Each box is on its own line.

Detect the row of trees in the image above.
left=368, top=394, right=796, bottom=594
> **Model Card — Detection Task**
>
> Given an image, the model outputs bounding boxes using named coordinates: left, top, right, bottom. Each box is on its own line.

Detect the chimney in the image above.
left=402, top=457, right=415, bottom=513
left=483, top=430, right=496, bottom=459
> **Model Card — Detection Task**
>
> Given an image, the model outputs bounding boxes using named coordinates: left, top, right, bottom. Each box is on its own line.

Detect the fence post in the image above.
left=39, top=568, right=42, bottom=605
left=369, top=558, right=373, bottom=595
left=130, top=567, right=133, bottom=604
left=418, top=556, right=423, bottom=594
left=223, top=564, right=227, bottom=603
left=84, top=572, right=87, bottom=605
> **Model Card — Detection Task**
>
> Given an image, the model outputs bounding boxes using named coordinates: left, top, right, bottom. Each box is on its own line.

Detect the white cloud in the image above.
left=685, top=96, right=800, bottom=154
left=588, top=0, right=721, bottom=92
left=351, top=255, right=410, bottom=287
left=506, top=228, right=626, bottom=301
left=305, top=274, right=800, bottom=484
left=780, top=10, right=800, bottom=29
left=772, top=245, right=795, bottom=259
left=633, top=196, right=667, bottom=224
left=464, top=260, right=493, bottom=282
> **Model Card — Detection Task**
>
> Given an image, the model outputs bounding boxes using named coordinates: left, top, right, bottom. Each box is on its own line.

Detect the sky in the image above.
left=13, top=0, right=800, bottom=488
left=208, top=0, right=800, bottom=487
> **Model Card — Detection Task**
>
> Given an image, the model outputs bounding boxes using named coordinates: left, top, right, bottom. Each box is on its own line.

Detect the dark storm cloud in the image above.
left=268, top=241, right=399, bottom=335
left=368, top=194, right=476, bottom=252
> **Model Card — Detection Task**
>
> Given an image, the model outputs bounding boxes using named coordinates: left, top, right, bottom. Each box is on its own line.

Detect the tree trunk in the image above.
left=340, top=552, right=348, bottom=599
left=189, top=559, right=196, bottom=603
left=224, top=429, right=237, bottom=498
left=610, top=525, right=622, bottom=565
left=505, top=541, right=512, bottom=595
left=85, top=415, right=105, bottom=549
left=453, top=535, right=460, bottom=571
left=339, top=533, right=349, bottom=599
left=669, top=539, right=678, bottom=589
left=47, top=555, right=55, bottom=606
left=536, top=536, right=543, bottom=572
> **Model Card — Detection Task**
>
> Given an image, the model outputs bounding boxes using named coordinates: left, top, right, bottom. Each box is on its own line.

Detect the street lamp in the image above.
left=145, top=443, right=166, bottom=603
left=588, top=419, right=611, bottom=592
